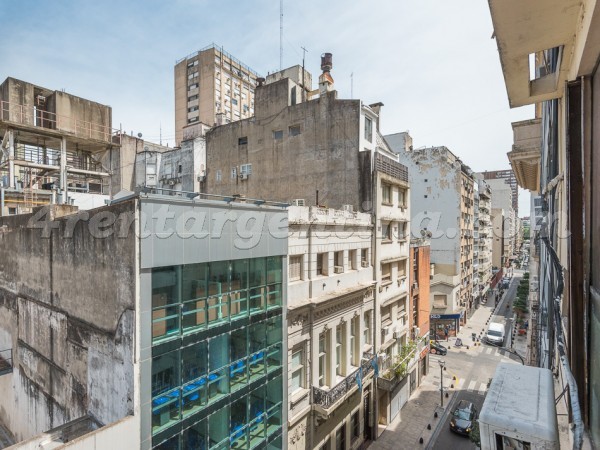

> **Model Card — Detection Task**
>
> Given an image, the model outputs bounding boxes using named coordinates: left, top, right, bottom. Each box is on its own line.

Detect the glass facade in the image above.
left=151, top=257, right=284, bottom=449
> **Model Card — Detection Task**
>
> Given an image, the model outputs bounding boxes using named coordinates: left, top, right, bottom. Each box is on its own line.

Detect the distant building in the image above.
left=388, top=136, right=474, bottom=338
left=482, top=169, right=518, bottom=216
left=0, top=194, right=288, bottom=450
left=475, top=177, right=493, bottom=299
left=174, top=44, right=261, bottom=145
left=0, top=76, right=123, bottom=214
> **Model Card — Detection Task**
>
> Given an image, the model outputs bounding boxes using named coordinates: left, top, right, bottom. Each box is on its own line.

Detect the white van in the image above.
left=485, top=322, right=505, bottom=346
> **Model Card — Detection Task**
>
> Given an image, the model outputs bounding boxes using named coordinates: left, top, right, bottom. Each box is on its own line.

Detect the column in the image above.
left=60, top=136, right=67, bottom=204
left=8, top=129, right=14, bottom=188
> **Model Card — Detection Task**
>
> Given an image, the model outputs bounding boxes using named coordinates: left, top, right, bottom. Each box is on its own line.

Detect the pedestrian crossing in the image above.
left=430, top=376, right=488, bottom=395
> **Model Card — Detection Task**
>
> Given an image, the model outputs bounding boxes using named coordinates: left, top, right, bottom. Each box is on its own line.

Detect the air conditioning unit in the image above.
left=412, top=326, right=420, bottom=339
left=334, top=266, right=343, bottom=274
left=361, top=261, right=369, bottom=268
left=342, top=204, right=353, bottom=212
left=168, top=179, right=176, bottom=186
left=382, top=326, right=390, bottom=336
left=393, top=331, right=403, bottom=340
left=292, top=199, right=305, bottom=206
left=239, top=173, right=249, bottom=180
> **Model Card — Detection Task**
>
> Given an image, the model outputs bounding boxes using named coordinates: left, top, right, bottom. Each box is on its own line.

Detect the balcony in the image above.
left=312, top=353, right=376, bottom=414
left=377, top=337, right=427, bottom=392
left=508, top=119, right=541, bottom=192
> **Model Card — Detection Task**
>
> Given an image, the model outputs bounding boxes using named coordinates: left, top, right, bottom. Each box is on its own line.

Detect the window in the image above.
left=188, top=95, right=198, bottom=102
left=319, top=332, right=327, bottom=387
left=231, top=168, right=237, bottom=179
left=188, top=83, right=198, bottom=90
left=289, top=125, right=301, bottom=136
left=382, top=222, right=392, bottom=241
left=336, top=324, right=344, bottom=376
left=363, top=311, right=371, bottom=346
left=232, top=98, right=238, bottom=106
left=240, top=164, right=252, bottom=176
left=238, top=136, right=248, bottom=145
left=382, top=263, right=391, bottom=283
left=398, top=189, right=406, bottom=207
left=187, top=117, right=199, bottom=124
left=317, top=253, right=327, bottom=276
left=188, top=106, right=199, bottom=112
left=334, top=251, right=344, bottom=273
left=398, top=260, right=407, bottom=278
left=8, top=207, right=16, bottom=215
left=336, top=424, right=346, bottom=450
left=291, top=348, right=304, bottom=393
left=361, top=249, right=368, bottom=267
left=289, top=255, right=302, bottom=281
left=364, top=116, right=373, bottom=142
left=350, top=316, right=359, bottom=366
left=398, top=222, right=407, bottom=240
left=216, top=170, right=222, bottom=182
left=382, top=184, right=392, bottom=204
left=187, top=59, right=198, bottom=68
left=188, top=72, right=198, bottom=80
left=349, top=249, right=357, bottom=270
left=273, top=130, right=283, bottom=140
left=433, top=294, right=447, bottom=308
left=351, top=411, right=360, bottom=440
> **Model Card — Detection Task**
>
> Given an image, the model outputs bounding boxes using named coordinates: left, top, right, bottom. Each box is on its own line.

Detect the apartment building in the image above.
left=0, top=193, right=287, bottom=450
left=286, top=206, right=375, bottom=449
left=203, top=56, right=413, bottom=446
left=485, top=177, right=515, bottom=263
left=488, top=0, right=600, bottom=445
left=475, top=178, right=493, bottom=298
left=174, top=44, right=261, bottom=145
left=0, top=77, right=123, bottom=213
left=481, top=169, right=518, bottom=217
left=388, top=136, right=474, bottom=338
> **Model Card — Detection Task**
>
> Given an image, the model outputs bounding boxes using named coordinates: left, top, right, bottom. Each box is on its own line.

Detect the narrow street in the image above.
left=372, top=273, right=525, bottom=450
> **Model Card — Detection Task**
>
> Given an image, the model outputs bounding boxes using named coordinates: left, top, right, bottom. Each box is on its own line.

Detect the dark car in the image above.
left=429, top=341, right=447, bottom=355
left=449, top=401, right=478, bottom=436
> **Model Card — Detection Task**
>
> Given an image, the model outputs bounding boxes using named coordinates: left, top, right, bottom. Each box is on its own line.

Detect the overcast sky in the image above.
left=1, top=0, right=533, bottom=215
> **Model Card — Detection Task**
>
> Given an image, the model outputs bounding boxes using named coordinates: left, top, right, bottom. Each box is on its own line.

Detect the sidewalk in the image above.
left=371, top=302, right=495, bottom=450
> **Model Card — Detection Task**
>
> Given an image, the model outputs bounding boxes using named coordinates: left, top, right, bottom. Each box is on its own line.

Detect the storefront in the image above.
left=430, top=312, right=464, bottom=340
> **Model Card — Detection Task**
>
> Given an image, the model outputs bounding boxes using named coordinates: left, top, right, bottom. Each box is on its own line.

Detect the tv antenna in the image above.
left=280, top=0, right=283, bottom=70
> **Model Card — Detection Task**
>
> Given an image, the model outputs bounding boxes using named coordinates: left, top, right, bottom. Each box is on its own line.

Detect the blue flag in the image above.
left=356, top=367, right=363, bottom=391
left=370, top=358, right=379, bottom=377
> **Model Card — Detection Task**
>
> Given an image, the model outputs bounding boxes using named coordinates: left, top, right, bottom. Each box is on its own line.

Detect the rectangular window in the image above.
left=187, top=106, right=199, bottom=112
left=382, top=263, right=391, bottom=283
left=289, top=125, right=301, bottom=136
left=398, top=222, right=407, bottom=240
left=398, top=260, right=407, bottom=278
left=289, top=255, right=302, bottom=281
left=361, top=249, right=368, bottom=267
left=187, top=117, right=199, bottom=124
left=187, top=60, right=198, bottom=68
left=317, top=253, right=327, bottom=276
left=334, top=251, right=344, bottom=273
left=336, top=324, right=344, bottom=376
left=382, top=184, right=392, bottom=204
left=216, top=170, right=222, bottom=182
left=291, top=348, right=304, bottom=393
left=350, top=316, right=358, bottom=367
left=319, top=332, right=327, bottom=387
left=382, top=222, right=392, bottom=241
left=363, top=311, right=371, bottom=346
left=240, top=164, right=252, bottom=175
left=352, top=411, right=360, bottom=440
left=238, top=136, right=248, bottom=145
left=188, top=83, right=199, bottom=90
left=232, top=98, right=238, bottom=106
left=231, top=168, right=237, bottom=179
left=349, top=249, right=357, bottom=270
left=188, top=95, right=198, bottom=102
left=273, top=130, right=284, bottom=140
left=336, top=424, right=346, bottom=450
left=434, top=294, right=447, bottom=308
left=364, top=116, right=373, bottom=142
left=398, top=189, right=406, bottom=207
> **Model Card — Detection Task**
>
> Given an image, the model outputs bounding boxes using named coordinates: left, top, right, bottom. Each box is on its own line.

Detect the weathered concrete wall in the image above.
left=0, top=201, right=136, bottom=441
left=206, top=80, right=364, bottom=210
left=51, top=91, right=112, bottom=142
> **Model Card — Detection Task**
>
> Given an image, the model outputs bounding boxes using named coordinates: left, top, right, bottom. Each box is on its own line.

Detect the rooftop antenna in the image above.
left=160, top=122, right=162, bottom=146
left=280, top=0, right=283, bottom=70
left=301, top=46, right=308, bottom=102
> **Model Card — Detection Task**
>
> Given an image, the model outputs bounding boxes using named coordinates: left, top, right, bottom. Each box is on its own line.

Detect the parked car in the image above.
left=429, top=341, right=448, bottom=355
left=450, top=400, right=478, bottom=436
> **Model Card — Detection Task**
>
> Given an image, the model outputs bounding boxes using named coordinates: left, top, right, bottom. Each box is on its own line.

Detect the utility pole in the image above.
left=439, top=359, right=446, bottom=407
left=280, top=0, right=283, bottom=70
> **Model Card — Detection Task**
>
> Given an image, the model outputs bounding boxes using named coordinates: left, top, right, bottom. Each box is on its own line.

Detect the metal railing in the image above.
left=0, top=101, right=120, bottom=144
left=540, top=236, right=583, bottom=449
left=312, top=354, right=376, bottom=409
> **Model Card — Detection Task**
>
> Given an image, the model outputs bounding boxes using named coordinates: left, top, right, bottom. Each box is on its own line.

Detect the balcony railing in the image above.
left=312, top=353, right=376, bottom=409
left=540, top=236, right=583, bottom=449
left=379, top=337, right=427, bottom=385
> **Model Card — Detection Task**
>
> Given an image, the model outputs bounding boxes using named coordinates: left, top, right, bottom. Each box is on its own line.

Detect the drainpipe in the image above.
left=1, top=187, right=4, bottom=217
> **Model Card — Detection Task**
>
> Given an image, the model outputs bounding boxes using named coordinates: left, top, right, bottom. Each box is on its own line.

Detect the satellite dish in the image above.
left=426, top=231, right=432, bottom=238
left=420, top=229, right=426, bottom=236
left=137, top=132, right=143, bottom=138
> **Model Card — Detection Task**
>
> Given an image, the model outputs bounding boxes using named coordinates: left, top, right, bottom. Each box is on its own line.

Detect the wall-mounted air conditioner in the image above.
left=334, top=266, right=343, bottom=274
left=361, top=261, right=369, bottom=268
left=342, top=204, right=353, bottom=212
left=393, top=331, right=403, bottom=340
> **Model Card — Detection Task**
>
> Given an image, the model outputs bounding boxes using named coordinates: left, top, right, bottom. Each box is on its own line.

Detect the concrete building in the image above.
left=408, top=239, right=431, bottom=380
left=488, top=0, right=600, bottom=445
left=484, top=177, right=515, bottom=262
left=388, top=137, right=474, bottom=339
left=0, top=77, right=123, bottom=214
left=491, top=208, right=507, bottom=270
left=481, top=169, right=518, bottom=217
left=0, top=193, right=288, bottom=449
left=203, top=56, right=413, bottom=446
left=475, top=178, right=493, bottom=299
left=174, top=44, right=261, bottom=145
left=286, top=205, right=376, bottom=450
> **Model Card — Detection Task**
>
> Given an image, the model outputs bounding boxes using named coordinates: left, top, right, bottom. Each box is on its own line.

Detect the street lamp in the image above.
left=439, top=359, right=446, bottom=407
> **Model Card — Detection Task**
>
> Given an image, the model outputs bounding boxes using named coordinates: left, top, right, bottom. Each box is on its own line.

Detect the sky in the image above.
left=0, top=0, right=533, bottom=215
